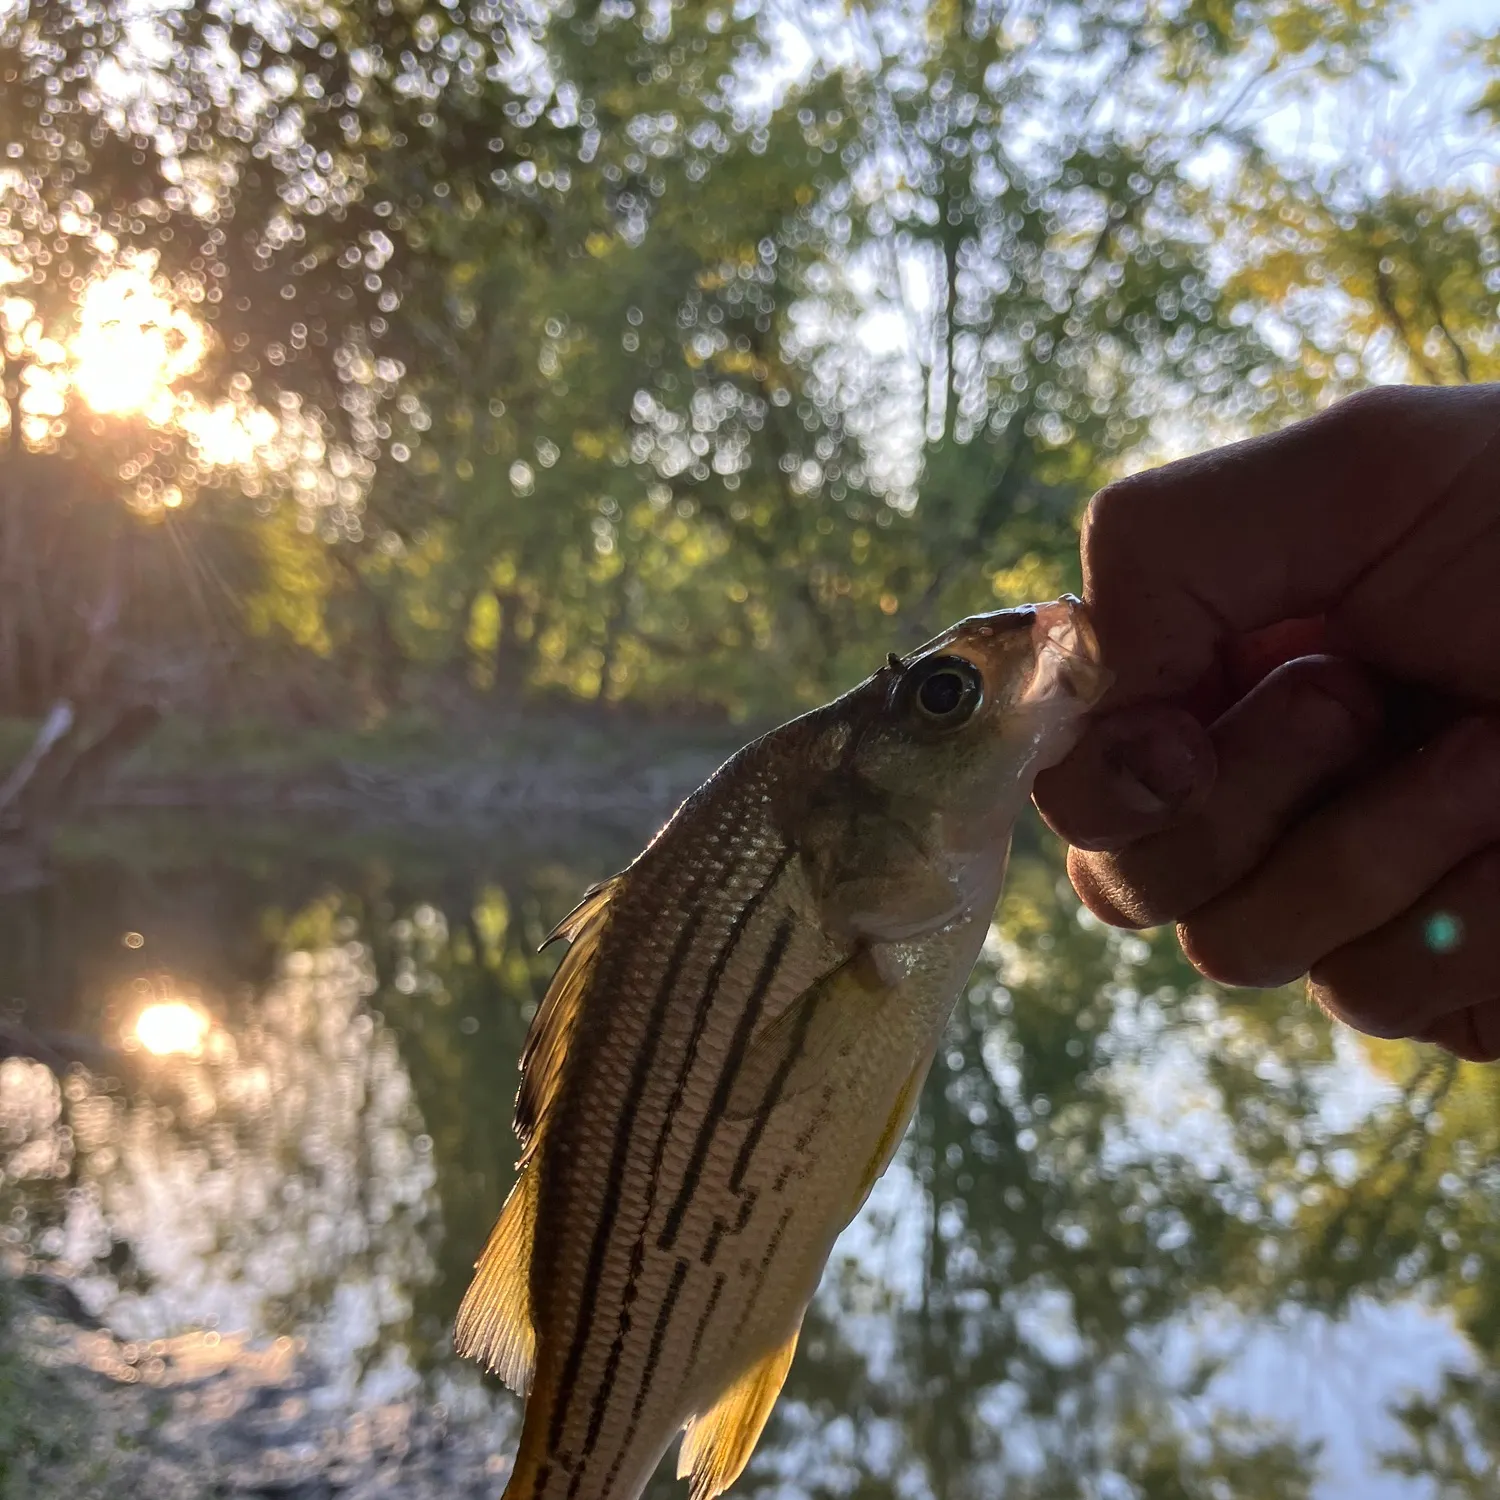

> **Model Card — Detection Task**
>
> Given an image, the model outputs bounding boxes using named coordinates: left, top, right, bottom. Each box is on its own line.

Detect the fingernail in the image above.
left=1103, top=718, right=1206, bottom=817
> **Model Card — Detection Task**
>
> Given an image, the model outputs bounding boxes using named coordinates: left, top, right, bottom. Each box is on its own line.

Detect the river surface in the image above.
left=1, top=809, right=1496, bottom=1499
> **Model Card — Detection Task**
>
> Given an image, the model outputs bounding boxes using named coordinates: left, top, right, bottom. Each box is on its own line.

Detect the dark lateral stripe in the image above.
left=731, top=1207, right=795, bottom=1344
left=633, top=1259, right=689, bottom=1425
left=702, top=1219, right=726, bottom=1267
left=596, top=1257, right=692, bottom=1500
left=701, top=1189, right=763, bottom=1265
left=575, top=850, right=790, bottom=1468
left=658, top=915, right=797, bottom=1250
left=698, top=1187, right=761, bottom=1266
left=545, top=868, right=726, bottom=1462
left=653, top=849, right=792, bottom=1192
left=727, top=965, right=830, bottom=1193
left=689, top=1272, right=728, bottom=1368
left=792, top=1085, right=839, bottom=1157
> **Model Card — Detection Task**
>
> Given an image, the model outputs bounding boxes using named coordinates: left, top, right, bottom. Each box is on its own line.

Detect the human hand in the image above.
left=1032, top=384, right=1500, bottom=1061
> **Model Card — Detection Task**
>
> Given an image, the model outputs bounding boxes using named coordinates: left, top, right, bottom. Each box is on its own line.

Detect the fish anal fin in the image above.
left=723, top=956, right=885, bottom=1122
left=677, top=1323, right=801, bottom=1500
left=453, top=1164, right=538, bottom=1394
left=515, top=876, right=621, bottom=1161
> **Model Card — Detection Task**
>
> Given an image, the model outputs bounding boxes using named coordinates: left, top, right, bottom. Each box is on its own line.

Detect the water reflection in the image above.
left=0, top=815, right=1497, bottom=1498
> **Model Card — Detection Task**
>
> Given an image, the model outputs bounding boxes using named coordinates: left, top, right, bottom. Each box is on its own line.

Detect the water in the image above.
left=2, top=811, right=1497, bottom=1499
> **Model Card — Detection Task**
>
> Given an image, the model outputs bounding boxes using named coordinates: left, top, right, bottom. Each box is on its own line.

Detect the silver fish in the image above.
left=456, top=597, right=1107, bottom=1500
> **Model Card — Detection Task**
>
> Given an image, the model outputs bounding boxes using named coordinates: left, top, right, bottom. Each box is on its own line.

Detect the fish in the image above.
left=454, top=596, right=1108, bottom=1500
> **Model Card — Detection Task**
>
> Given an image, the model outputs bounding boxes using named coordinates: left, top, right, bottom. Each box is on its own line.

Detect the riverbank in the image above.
left=108, top=702, right=750, bottom=812
left=0, top=704, right=752, bottom=893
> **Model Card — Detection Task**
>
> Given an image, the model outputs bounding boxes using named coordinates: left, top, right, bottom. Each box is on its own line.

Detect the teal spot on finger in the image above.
left=1424, top=911, right=1463, bottom=954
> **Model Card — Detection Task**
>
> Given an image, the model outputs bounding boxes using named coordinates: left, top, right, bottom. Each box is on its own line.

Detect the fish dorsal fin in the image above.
left=677, top=1323, right=802, bottom=1500
left=452, top=1163, right=539, bottom=1393
left=540, top=877, right=619, bottom=951
left=723, top=954, right=887, bottom=1121
left=514, top=876, right=621, bottom=1162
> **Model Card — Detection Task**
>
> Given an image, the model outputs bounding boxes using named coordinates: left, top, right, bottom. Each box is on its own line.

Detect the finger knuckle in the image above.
left=1082, top=475, right=1158, bottom=563
left=1113, top=830, right=1219, bottom=927
left=1177, top=917, right=1289, bottom=989
left=1328, top=383, right=1425, bottom=440
left=1428, top=716, right=1500, bottom=815
left=1326, top=827, right=1409, bottom=916
left=1307, top=963, right=1410, bottom=1039
left=1469, top=1004, right=1500, bottom=1062
left=1068, top=848, right=1153, bottom=930
left=1276, top=668, right=1379, bottom=745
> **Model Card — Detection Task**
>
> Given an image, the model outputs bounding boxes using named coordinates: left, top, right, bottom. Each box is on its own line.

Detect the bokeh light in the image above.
left=70, top=265, right=206, bottom=420
left=132, top=1000, right=211, bottom=1057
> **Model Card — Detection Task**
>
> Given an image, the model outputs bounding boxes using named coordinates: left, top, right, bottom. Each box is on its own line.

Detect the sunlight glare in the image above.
left=71, top=266, right=206, bottom=418
left=134, top=1001, right=211, bottom=1057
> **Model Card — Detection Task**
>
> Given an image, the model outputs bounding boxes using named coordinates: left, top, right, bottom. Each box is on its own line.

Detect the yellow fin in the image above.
left=453, top=1164, right=539, bottom=1393
left=852, top=1044, right=935, bottom=1215
left=515, top=876, right=620, bottom=1162
left=723, top=956, right=886, bottom=1121
left=540, top=877, right=618, bottom=950
left=677, top=1324, right=801, bottom=1500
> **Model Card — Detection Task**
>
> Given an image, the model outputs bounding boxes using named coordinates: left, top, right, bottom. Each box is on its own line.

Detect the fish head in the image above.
left=780, top=596, right=1108, bottom=944
left=849, top=595, right=1110, bottom=838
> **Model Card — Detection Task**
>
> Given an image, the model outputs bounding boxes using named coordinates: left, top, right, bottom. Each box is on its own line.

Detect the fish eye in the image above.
left=908, top=656, right=983, bottom=727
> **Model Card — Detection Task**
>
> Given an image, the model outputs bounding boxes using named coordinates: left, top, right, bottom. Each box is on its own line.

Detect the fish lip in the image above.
left=892, top=596, right=1112, bottom=707
left=1025, top=595, right=1112, bottom=707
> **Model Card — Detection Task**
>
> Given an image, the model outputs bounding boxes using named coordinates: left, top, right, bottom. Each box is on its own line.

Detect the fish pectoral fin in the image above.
left=677, top=1323, right=801, bottom=1500
left=724, top=955, right=886, bottom=1122
left=452, top=1163, right=538, bottom=1395
left=851, top=1042, right=936, bottom=1216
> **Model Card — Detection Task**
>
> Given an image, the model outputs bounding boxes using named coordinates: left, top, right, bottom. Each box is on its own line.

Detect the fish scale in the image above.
left=537, top=800, right=822, bottom=1492
left=454, top=597, right=1108, bottom=1500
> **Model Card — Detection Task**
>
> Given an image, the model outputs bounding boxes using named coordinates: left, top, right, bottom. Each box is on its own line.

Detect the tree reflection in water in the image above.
left=0, top=816, right=1496, bottom=1498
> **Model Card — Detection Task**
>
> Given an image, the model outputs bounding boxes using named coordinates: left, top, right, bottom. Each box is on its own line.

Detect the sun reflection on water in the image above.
left=131, top=1000, right=211, bottom=1058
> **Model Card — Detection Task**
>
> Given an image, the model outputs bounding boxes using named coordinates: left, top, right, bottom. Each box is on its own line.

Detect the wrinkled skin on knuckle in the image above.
left=1066, top=847, right=1146, bottom=930
left=1176, top=916, right=1271, bottom=989
left=1107, top=830, right=1220, bottom=930
left=1307, top=964, right=1413, bottom=1041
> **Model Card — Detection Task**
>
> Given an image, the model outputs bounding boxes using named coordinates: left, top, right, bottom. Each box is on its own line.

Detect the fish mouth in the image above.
left=1023, top=595, right=1111, bottom=708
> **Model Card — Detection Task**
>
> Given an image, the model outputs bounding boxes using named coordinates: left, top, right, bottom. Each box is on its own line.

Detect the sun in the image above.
left=133, top=1000, right=211, bottom=1057
left=69, top=265, right=207, bottom=420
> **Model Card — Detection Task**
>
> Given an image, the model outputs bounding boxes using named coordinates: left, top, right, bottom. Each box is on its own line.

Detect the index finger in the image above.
left=1081, top=383, right=1500, bottom=708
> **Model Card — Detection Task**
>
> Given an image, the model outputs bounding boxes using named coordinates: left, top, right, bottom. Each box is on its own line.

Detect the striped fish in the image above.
left=455, top=597, right=1106, bottom=1500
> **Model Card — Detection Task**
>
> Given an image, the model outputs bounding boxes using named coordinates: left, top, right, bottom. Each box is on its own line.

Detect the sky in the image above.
left=1259, top=0, right=1499, bottom=182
